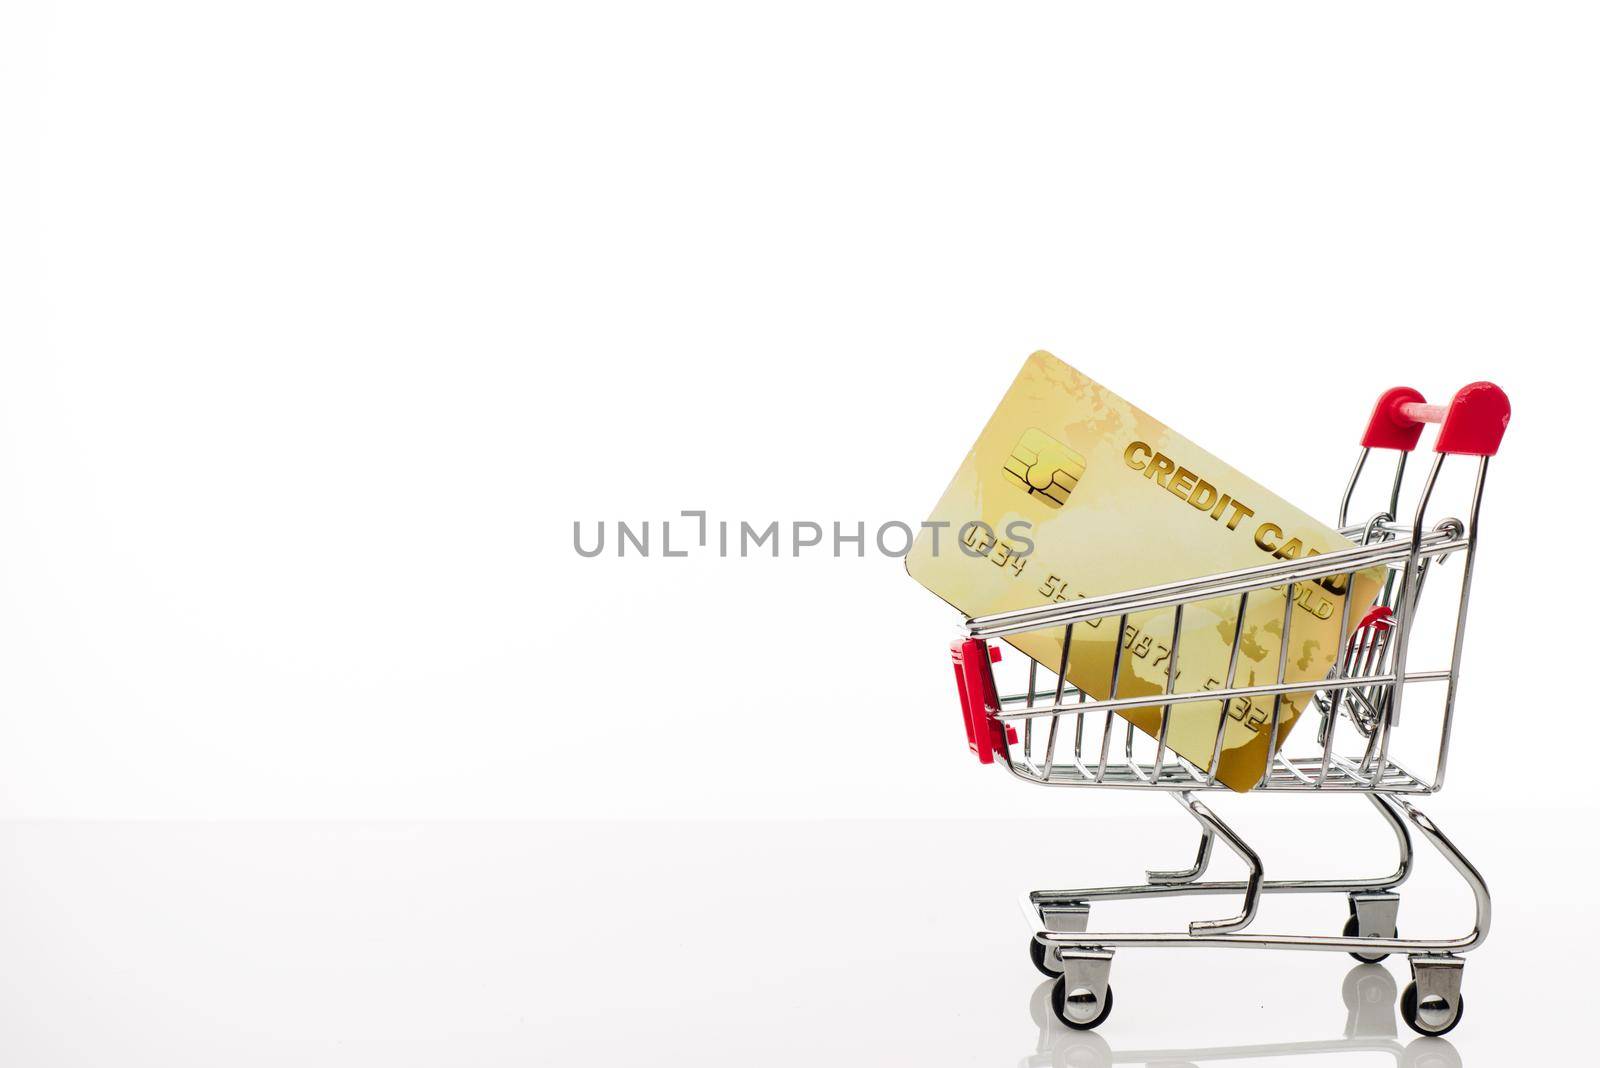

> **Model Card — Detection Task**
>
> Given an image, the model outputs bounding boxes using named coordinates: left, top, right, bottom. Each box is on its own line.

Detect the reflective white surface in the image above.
left=0, top=814, right=1582, bottom=1063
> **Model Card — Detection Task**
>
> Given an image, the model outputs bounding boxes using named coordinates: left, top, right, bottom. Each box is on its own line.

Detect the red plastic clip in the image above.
left=949, top=639, right=1017, bottom=764
left=1345, top=605, right=1394, bottom=657
left=1360, top=387, right=1429, bottom=452
left=1433, top=381, right=1511, bottom=457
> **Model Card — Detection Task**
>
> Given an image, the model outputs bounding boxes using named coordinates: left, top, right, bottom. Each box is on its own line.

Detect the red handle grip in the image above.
left=950, top=639, right=1015, bottom=764
left=1434, top=381, right=1511, bottom=457
left=1361, top=387, right=1429, bottom=452
left=1361, top=382, right=1510, bottom=457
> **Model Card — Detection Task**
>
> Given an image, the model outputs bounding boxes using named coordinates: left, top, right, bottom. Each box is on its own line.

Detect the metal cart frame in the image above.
left=947, top=382, right=1510, bottom=1037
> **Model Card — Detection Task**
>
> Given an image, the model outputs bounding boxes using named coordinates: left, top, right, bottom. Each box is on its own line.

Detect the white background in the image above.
left=4, top=0, right=1591, bottom=823
left=1, top=4, right=1596, bottom=1061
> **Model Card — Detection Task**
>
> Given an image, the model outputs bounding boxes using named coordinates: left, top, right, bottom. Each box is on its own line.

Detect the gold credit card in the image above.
left=908, top=352, right=1384, bottom=791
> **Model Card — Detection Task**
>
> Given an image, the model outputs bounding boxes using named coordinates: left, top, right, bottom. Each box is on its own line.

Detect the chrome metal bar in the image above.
left=1070, top=690, right=1091, bottom=777
left=1093, top=615, right=1127, bottom=783
left=1011, top=767, right=1430, bottom=793
left=1151, top=605, right=1184, bottom=772
left=1432, top=457, right=1489, bottom=791
left=1338, top=447, right=1407, bottom=531
left=1023, top=660, right=1036, bottom=758
left=1178, top=792, right=1262, bottom=934
left=1384, top=455, right=1445, bottom=736
left=1258, top=584, right=1296, bottom=786
left=995, top=670, right=1452, bottom=723
left=1316, top=570, right=1359, bottom=787
left=1005, top=747, right=1432, bottom=789
left=1387, top=451, right=1410, bottom=520
left=1205, top=591, right=1249, bottom=785
left=1337, top=447, right=1369, bottom=528
left=1042, top=625, right=1072, bottom=775
left=966, top=531, right=1465, bottom=639
left=1146, top=828, right=1214, bottom=885
left=1338, top=518, right=1418, bottom=540
left=1273, top=750, right=1318, bottom=786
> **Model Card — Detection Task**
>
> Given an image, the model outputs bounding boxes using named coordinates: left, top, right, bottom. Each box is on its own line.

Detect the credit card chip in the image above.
left=1003, top=427, right=1087, bottom=507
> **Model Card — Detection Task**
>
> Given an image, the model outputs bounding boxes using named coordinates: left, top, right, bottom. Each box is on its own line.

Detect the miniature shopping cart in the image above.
left=948, top=382, right=1510, bottom=1037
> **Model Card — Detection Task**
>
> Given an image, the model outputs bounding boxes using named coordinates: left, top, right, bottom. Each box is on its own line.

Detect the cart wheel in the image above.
left=1030, top=936, right=1065, bottom=977
left=1050, top=976, right=1114, bottom=1031
left=1401, top=980, right=1464, bottom=1037
left=1342, top=915, right=1392, bottom=964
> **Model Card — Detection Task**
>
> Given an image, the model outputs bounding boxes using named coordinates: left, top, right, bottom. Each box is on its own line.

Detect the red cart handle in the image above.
left=950, top=639, right=1016, bottom=764
left=1361, top=382, right=1510, bottom=457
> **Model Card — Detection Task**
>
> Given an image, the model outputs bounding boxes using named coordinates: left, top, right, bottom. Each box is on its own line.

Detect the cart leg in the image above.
left=1176, top=792, right=1263, bottom=934
left=1147, top=826, right=1214, bottom=885
left=1394, top=798, right=1486, bottom=1037
left=1049, top=949, right=1115, bottom=1031
left=1402, top=955, right=1466, bottom=1037
left=1362, top=793, right=1415, bottom=891
left=1154, top=793, right=1408, bottom=895
left=1030, top=902, right=1089, bottom=977
left=1397, top=797, right=1491, bottom=951
left=1345, top=891, right=1400, bottom=963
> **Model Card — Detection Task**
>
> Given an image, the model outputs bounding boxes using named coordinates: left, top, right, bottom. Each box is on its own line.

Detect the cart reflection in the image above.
left=1023, top=964, right=1461, bottom=1068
